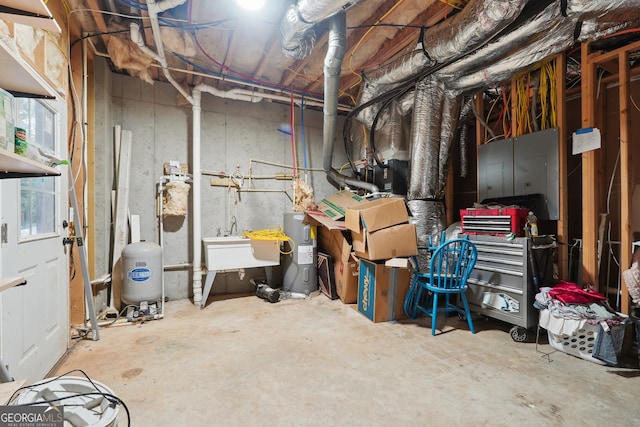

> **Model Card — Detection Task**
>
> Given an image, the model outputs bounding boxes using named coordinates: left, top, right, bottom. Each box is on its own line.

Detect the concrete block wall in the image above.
left=93, top=58, right=349, bottom=302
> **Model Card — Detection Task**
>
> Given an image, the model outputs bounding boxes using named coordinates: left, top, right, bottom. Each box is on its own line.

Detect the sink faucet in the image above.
left=230, top=216, right=238, bottom=235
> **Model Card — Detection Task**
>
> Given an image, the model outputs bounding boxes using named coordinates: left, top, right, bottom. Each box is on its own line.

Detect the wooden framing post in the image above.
left=619, top=50, right=631, bottom=313
left=555, top=53, right=569, bottom=280
left=581, top=42, right=599, bottom=287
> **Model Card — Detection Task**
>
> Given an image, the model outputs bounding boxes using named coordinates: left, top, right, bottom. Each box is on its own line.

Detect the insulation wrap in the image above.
left=279, top=5, right=316, bottom=60
left=424, top=0, right=529, bottom=62
left=280, top=0, right=366, bottom=60
left=408, top=199, right=446, bottom=269
left=296, top=0, right=366, bottom=23
left=407, top=75, right=444, bottom=201
left=437, top=93, right=461, bottom=190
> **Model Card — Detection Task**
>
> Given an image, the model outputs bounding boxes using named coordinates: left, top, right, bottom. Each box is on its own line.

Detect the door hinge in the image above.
left=1, top=223, right=7, bottom=243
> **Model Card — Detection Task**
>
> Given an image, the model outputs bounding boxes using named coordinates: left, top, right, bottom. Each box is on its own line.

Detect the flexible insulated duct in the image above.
left=357, top=0, right=529, bottom=127
left=407, top=75, right=444, bottom=200
left=280, top=0, right=366, bottom=60
left=441, top=0, right=640, bottom=93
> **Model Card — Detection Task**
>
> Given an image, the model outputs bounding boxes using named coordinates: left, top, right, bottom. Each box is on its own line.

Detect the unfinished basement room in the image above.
left=0, top=0, right=639, bottom=425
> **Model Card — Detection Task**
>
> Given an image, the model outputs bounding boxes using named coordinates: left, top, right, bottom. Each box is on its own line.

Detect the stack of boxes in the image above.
left=307, top=193, right=418, bottom=323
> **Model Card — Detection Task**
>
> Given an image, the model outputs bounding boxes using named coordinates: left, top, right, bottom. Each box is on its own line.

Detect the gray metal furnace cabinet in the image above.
left=462, top=235, right=554, bottom=341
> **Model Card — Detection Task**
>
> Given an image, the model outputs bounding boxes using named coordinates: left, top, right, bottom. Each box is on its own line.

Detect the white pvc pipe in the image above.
left=146, top=0, right=193, bottom=104
left=192, top=89, right=203, bottom=304
left=195, top=84, right=263, bottom=103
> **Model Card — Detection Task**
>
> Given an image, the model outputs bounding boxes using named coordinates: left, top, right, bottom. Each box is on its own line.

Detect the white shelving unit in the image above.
left=0, top=148, right=60, bottom=178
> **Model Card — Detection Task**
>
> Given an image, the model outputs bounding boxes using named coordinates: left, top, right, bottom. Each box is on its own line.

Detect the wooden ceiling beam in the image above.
left=252, top=36, right=282, bottom=79
left=217, top=29, right=239, bottom=89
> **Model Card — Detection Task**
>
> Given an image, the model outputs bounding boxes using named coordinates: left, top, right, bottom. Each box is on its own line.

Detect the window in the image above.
left=15, top=98, right=57, bottom=238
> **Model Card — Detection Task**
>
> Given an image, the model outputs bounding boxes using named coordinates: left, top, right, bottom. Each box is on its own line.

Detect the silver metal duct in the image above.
left=323, top=13, right=379, bottom=193
left=357, top=0, right=529, bottom=127
left=280, top=0, right=366, bottom=60
left=437, top=93, right=461, bottom=188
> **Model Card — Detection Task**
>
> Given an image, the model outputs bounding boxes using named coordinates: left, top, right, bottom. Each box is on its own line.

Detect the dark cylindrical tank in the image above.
left=282, top=212, right=318, bottom=294
left=121, top=241, right=163, bottom=305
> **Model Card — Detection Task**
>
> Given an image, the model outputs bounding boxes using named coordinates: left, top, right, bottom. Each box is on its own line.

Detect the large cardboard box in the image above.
left=317, top=227, right=359, bottom=303
left=345, top=197, right=409, bottom=233
left=316, top=190, right=366, bottom=221
left=358, top=258, right=410, bottom=323
left=352, top=223, right=418, bottom=261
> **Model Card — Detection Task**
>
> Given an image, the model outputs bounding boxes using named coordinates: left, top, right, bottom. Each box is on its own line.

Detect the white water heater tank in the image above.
left=121, top=241, right=163, bottom=305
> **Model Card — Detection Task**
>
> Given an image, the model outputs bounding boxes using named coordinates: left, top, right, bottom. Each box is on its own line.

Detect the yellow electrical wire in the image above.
left=438, top=0, right=468, bottom=10
left=540, top=62, right=548, bottom=129
left=549, top=60, right=557, bottom=128
left=348, top=0, right=405, bottom=90
left=243, top=227, right=295, bottom=255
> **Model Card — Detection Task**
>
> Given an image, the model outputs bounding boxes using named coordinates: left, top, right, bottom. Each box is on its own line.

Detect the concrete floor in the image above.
left=53, top=295, right=639, bottom=426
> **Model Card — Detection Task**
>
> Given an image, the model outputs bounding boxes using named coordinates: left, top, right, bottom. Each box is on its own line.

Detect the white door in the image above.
left=0, top=97, right=68, bottom=384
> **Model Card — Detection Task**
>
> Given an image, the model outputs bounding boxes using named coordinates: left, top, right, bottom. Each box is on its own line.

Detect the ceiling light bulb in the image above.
left=236, top=0, right=265, bottom=11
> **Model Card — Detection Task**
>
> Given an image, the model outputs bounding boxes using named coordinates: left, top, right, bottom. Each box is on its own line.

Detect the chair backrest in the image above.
left=428, top=238, right=478, bottom=291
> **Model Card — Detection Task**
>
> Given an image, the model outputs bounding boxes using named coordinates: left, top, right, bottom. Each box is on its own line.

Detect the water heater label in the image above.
left=297, top=245, right=314, bottom=265
left=128, top=268, right=153, bottom=282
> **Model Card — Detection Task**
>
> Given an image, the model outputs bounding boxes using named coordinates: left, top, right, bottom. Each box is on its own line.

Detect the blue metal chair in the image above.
left=404, top=238, right=478, bottom=335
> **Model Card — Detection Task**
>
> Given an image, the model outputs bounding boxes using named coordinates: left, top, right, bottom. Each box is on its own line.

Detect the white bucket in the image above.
left=12, top=376, right=120, bottom=426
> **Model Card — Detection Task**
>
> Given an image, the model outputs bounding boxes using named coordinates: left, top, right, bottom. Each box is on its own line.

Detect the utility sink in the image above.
left=202, top=236, right=280, bottom=272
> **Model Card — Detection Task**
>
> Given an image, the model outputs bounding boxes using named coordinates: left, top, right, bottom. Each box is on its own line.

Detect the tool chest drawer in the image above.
left=463, top=235, right=538, bottom=329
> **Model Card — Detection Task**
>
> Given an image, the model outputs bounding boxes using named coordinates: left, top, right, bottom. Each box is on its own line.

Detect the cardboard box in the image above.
left=345, top=197, right=409, bottom=233
left=316, top=190, right=365, bottom=221
left=317, top=227, right=359, bottom=304
left=336, top=243, right=359, bottom=304
left=352, top=223, right=418, bottom=261
left=0, top=88, right=15, bottom=151
left=358, top=258, right=410, bottom=323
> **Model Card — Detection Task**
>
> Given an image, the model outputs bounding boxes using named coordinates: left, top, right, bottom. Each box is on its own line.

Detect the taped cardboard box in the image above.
left=358, top=258, right=410, bottom=323
left=345, top=197, right=409, bottom=233
left=352, top=223, right=418, bottom=261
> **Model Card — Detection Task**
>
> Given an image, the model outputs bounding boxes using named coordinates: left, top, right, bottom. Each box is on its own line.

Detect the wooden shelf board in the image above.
left=0, top=276, right=26, bottom=293
left=0, top=0, right=60, bottom=32
left=0, top=148, right=60, bottom=178
left=0, top=37, right=56, bottom=98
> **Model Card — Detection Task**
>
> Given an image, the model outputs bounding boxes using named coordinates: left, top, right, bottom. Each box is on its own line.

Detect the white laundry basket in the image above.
left=547, top=323, right=605, bottom=365
left=12, top=376, right=121, bottom=426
